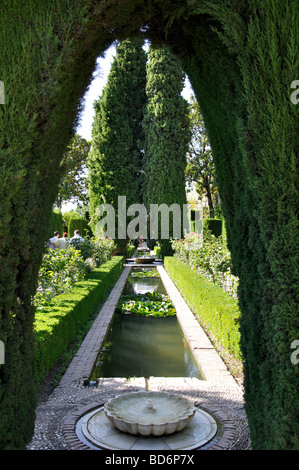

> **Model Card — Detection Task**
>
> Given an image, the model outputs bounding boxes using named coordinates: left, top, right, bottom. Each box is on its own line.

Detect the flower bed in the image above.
left=34, top=237, right=115, bottom=307
left=171, top=230, right=239, bottom=298
left=33, top=256, right=123, bottom=385
left=164, top=256, right=242, bottom=361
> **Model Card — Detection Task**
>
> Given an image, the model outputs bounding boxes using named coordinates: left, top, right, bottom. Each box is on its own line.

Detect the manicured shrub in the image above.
left=154, top=245, right=161, bottom=258
left=49, top=210, right=64, bottom=238
left=126, top=243, right=135, bottom=258
left=33, top=256, right=124, bottom=385
left=68, top=217, right=92, bottom=238
left=164, top=257, right=242, bottom=361
left=202, top=218, right=222, bottom=238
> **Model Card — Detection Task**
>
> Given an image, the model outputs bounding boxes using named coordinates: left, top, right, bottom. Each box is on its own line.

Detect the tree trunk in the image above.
left=203, top=177, right=214, bottom=218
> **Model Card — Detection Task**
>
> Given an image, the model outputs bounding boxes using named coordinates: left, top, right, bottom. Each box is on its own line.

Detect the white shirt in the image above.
left=70, top=234, right=84, bottom=242
left=49, top=236, right=59, bottom=248
left=56, top=238, right=67, bottom=249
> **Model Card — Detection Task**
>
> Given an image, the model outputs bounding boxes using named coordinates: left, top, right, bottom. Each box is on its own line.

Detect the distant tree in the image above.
left=56, top=134, right=90, bottom=209
left=87, top=36, right=147, bottom=243
left=185, top=96, right=219, bottom=218
left=143, top=45, right=190, bottom=255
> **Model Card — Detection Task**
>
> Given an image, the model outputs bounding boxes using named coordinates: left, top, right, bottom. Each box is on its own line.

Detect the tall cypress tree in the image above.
left=143, top=45, right=190, bottom=255
left=87, top=37, right=147, bottom=244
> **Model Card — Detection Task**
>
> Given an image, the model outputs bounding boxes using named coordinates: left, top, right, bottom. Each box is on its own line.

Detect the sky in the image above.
left=64, top=44, right=193, bottom=212
left=76, top=44, right=194, bottom=142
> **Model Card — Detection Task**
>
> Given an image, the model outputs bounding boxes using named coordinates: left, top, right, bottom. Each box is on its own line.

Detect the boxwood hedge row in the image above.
left=33, top=256, right=123, bottom=385
left=164, top=256, right=242, bottom=361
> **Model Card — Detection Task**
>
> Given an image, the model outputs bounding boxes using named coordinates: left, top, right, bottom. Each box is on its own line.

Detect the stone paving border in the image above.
left=28, top=263, right=250, bottom=451
left=58, top=265, right=132, bottom=387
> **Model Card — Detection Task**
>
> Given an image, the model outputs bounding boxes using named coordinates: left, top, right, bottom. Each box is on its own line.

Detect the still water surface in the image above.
left=90, top=268, right=202, bottom=380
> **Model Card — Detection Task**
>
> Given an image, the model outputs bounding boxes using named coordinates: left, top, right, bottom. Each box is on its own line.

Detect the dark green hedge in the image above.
left=33, top=256, right=123, bottom=385
left=49, top=210, right=63, bottom=238
left=202, top=218, right=222, bottom=237
left=164, top=257, right=241, bottom=361
left=68, top=216, right=92, bottom=238
left=126, top=244, right=135, bottom=258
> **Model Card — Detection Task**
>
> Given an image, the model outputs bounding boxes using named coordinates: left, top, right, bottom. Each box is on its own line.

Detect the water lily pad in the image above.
left=116, top=292, right=176, bottom=317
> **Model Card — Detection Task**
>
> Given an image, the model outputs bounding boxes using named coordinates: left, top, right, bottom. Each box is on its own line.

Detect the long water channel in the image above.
left=90, top=267, right=202, bottom=381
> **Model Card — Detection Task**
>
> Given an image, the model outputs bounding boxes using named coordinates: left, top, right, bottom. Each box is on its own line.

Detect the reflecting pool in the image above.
left=89, top=268, right=202, bottom=380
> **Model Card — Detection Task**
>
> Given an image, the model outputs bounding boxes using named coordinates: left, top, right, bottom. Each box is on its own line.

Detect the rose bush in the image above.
left=34, top=237, right=115, bottom=307
left=34, top=245, right=86, bottom=306
left=171, top=229, right=238, bottom=297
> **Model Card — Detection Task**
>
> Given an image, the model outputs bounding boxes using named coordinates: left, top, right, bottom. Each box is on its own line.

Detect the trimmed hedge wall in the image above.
left=164, top=257, right=241, bottom=361
left=49, top=210, right=63, bottom=238
left=33, top=256, right=123, bottom=385
left=202, top=218, right=222, bottom=238
left=68, top=217, right=92, bottom=238
left=126, top=244, right=135, bottom=258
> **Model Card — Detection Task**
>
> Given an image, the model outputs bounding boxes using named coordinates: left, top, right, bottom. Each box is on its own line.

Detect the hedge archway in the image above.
left=0, top=1, right=298, bottom=450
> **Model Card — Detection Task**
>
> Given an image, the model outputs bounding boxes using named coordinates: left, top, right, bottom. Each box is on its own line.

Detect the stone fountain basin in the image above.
left=104, top=391, right=197, bottom=437
left=134, top=257, right=155, bottom=264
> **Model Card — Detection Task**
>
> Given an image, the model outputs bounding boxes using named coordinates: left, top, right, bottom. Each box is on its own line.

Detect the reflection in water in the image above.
left=90, top=267, right=202, bottom=380
left=123, top=276, right=167, bottom=295
left=90, top=314, right=202, bottom=380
